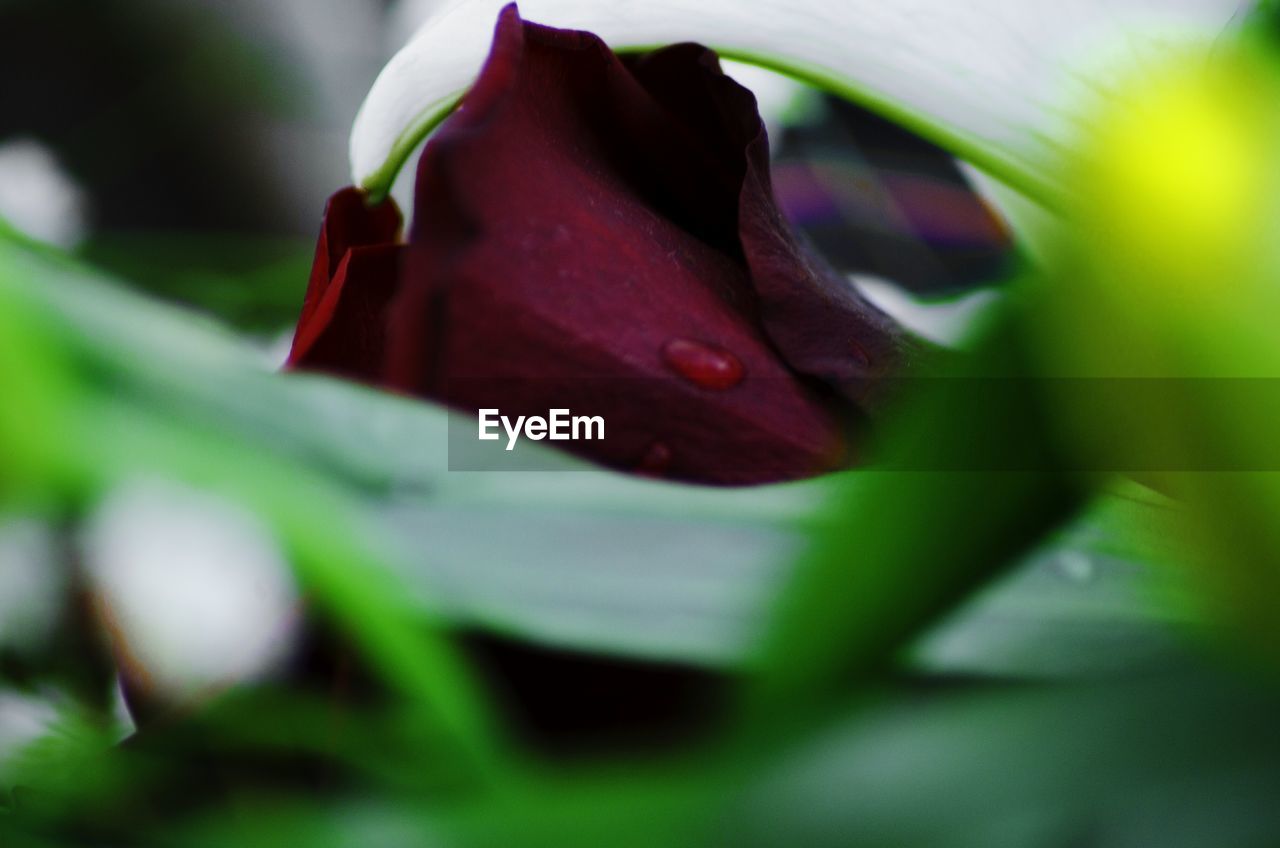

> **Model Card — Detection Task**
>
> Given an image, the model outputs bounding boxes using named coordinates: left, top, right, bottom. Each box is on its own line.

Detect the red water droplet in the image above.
left=849, top=339, right=872, bottom=367
left=662, top=339, right=744, bottom=390
left=635, top=441, right=673, bottom=476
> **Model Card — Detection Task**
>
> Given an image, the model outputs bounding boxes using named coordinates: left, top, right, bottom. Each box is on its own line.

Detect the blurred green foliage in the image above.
left=80, top=234, right=313, bottom=333
left=3, top=200, right=1278, bottom=846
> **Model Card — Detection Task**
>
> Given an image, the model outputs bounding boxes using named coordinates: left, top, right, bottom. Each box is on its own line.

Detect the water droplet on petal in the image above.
left=662, top=339, right=744, bottom=390
left=635, top=441, right=673, bottom=476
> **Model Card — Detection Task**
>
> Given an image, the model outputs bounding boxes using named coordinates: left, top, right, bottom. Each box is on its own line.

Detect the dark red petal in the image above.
left=385, top=5, right=849, bottom=484
left=287, top=188, right=403, bottom=376
left=289, top=243, right=403, bottom=379
left=625, top=46, right=920, bottom=404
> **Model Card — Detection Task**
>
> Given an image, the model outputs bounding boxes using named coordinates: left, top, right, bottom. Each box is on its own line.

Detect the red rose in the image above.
left=289, top=4, right=917, bottom=485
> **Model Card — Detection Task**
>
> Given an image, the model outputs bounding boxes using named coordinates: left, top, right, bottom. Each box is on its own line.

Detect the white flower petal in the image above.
left=82, top=481, right=300, bottom=702
left=0, top=138, right=89, bottom=249
left=352, top=0, right=1252, bottom=203
left=389, top=2, right=813, bottom=139
left=388, top=0, right=454, bottom=49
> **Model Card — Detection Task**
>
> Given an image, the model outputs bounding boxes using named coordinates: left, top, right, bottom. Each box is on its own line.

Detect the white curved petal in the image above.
left=388, top=0, right=453, bottom=49
left=390, top=3, right=811, bottom=135
left=353, top=0, right=1252, bottom=202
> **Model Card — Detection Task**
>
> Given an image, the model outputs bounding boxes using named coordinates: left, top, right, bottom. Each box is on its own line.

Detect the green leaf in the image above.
left=724, top=672, right=1280, bottom=848
left=0, top=231, right=506, bottom=781
left=744, top=312, right=1085, bottom=720
left=0, top=228, right=1201, bottom=687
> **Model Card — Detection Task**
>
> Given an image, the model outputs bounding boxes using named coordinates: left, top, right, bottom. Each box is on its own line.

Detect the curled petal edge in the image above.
left=353, top=0, right=1252, bottom=211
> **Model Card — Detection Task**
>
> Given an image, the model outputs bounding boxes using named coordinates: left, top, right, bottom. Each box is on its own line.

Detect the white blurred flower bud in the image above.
left=81, top=481, right=300, bottom=703
left=0, top=138, right=89, bottom=249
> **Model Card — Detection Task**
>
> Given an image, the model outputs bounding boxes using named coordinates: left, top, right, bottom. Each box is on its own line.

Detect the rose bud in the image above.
left=289, top=4, right=921, bottom=485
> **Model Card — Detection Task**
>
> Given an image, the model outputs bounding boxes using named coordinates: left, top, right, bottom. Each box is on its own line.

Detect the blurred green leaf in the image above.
left=725, top=671, right=1280, bottom=848
left=79, top=233, right=313, bottom=333
left=0, top=226, right=1208, bottom=685
left=0, top=183, right=1270, bottom=848
left=0, top=226, right=505, bottom=781
left=86, top=670, right=1280, bottom=848
left=746, top=310, right=1087, bottom=722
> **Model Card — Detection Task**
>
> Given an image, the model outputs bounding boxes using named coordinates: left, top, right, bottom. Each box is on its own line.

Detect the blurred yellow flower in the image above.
left=1073, top=48, right=1280, bottom=303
